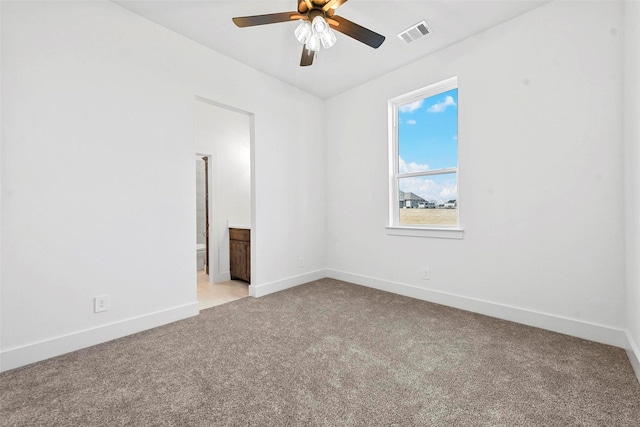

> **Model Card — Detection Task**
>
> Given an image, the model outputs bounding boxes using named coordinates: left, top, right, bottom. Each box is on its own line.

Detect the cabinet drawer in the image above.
left=229, top=228, right=250, bottom=242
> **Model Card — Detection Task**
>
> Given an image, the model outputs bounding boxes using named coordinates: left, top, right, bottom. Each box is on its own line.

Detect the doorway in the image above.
left=194, top=97, right=253, bottom=310
left=195, top=156, right=209, bottom=275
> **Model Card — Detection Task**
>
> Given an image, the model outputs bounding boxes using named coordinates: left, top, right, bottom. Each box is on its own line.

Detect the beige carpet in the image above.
left=1, top=278, right=639, bottom=426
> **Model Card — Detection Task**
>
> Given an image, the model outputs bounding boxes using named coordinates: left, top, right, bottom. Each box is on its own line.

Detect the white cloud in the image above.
left=427, top=96, right=456, bottom=113
left=400, top=177, right=457, bottom=204
left=398, top=162, right=457, bottom=203
left=438, top=184, right=458, bottom=201
left=399, top=99, right=424, bottom=113
left=406, top=119, right=417, bottom=125
left=399, top=156, right=429, bottom=174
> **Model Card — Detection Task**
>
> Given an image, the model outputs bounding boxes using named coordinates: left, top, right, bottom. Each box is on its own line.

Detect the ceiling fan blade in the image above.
left=322, top=0, right=348, bottom=12
left=300, top=47, right=315, bottom=67
left=233, top=12, right=298, bottom=28
left=329, top=15, right=385, bottom=48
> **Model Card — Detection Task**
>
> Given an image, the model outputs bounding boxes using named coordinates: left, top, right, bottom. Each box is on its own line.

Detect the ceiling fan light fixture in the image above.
left=303, top=15, right=336, bottom=51
left=294, top=21, right=312, bottom=44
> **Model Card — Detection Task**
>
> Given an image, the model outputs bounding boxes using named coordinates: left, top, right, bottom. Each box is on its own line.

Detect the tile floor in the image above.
left=197, top=270, right=249, bottom=310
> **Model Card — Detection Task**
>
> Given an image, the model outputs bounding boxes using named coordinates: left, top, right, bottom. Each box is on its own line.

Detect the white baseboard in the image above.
left=0, top=302, right=199, bottom=373
left=626, top=331, right=640, bottom=384
left=4, top=269, right=635, bottom=382
left=249, top=269, right=327, bottom=298
left=327, top=269, right=628, bottom=349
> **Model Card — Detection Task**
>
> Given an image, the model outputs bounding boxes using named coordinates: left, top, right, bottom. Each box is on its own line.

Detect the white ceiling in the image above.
left=114, top=0, right=548, bottom=99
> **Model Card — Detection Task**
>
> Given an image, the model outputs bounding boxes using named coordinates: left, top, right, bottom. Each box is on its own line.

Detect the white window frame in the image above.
left=386, top=77, right=463, bottom=239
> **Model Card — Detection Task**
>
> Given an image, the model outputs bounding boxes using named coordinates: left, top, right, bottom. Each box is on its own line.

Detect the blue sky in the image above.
left=398, top=88, right=458, bottom=202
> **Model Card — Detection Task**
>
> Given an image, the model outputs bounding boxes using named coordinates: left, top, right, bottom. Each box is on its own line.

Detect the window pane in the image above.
left=398, top=88, right=458, bottom=173
left=398, top=174, right=457, bottom=226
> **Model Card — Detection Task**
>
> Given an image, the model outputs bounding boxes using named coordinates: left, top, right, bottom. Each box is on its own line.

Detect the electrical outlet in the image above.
left=422, top=268, right=431, bottom=280
left=298, top=256, right=305, bottom=268
left=94, top=295, right=110, bottom=313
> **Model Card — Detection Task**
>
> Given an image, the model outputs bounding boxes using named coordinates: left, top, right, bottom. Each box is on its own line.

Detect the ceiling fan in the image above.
left=232, top=0, right=385, bottom=67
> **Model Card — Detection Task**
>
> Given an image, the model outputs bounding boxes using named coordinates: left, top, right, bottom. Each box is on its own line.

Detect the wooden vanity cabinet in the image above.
left=229, top=228, right=250, bottom=283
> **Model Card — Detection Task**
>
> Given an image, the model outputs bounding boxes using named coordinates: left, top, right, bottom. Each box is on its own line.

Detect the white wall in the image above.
left=0, top=1, right=325, bottom=371
left=624, top=0, right=640, bottom=379
left=326, top=1, right=627, bottom=346
left=195, top=100, right=251, bottom=283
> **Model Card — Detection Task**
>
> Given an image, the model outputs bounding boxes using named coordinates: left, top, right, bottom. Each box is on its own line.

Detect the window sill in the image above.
left=386, top=226, right=464, bottom=239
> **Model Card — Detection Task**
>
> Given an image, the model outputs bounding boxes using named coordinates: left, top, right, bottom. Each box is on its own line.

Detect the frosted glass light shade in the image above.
left=320, top=29, right=337, bottom=49
left=294, top=21, right=312, bottom=44
left=307, top=35, right=321, bottom=52
left=311, top=16, right=328, bottom=34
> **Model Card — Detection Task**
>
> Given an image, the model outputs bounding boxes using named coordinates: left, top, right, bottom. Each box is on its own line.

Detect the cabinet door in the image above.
left=230, top=240, right=248, bottom=281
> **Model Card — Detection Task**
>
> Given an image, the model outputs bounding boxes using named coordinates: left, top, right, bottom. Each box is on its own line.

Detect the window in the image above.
left=388, top=77, right=460, bottom=235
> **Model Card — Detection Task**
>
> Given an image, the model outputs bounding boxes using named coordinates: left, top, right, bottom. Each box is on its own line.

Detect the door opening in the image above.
left=195, top=156, right=209, bottom=274
left=194, top=96, right=253, bottom=310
